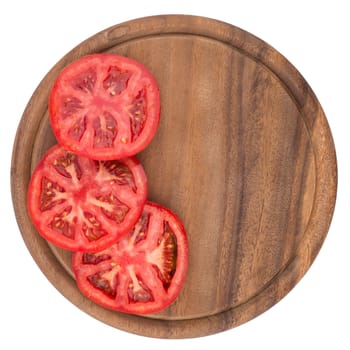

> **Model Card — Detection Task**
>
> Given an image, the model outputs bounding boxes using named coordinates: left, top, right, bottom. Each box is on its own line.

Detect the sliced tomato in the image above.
left=72, top=202, right=188, bottom=314
left=49, top=53, right=160, bottom=160
left=27, top=144, right=147, bottom=252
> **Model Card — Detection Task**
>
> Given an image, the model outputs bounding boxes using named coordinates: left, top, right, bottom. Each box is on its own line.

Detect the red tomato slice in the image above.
left=72, top=202, right=188, bottom=315
left=27, top=144, right=147, bottom=252
left=49, top=53, right=160, bottom=160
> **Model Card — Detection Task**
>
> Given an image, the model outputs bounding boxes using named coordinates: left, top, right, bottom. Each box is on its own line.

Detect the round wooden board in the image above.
left=11, top=15, right=337, bottom=338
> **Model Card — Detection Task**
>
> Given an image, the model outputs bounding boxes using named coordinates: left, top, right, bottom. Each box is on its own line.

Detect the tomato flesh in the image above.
left=49, top=53, right=160, bottom=160
left=28, top=144, right=147, bottom=252
left=72, top=202, right=188, bottom=314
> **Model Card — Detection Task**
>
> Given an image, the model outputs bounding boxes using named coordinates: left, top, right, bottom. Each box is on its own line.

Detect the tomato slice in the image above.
left=27, top=144, right=147, bottom=251
left=49, top=53, right=160, bottom=160
left=72, top=202, right=188, bottom=314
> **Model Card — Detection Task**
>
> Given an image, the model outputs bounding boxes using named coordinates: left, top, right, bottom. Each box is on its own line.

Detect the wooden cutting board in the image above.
left=11, top=15, right=337, bottom=338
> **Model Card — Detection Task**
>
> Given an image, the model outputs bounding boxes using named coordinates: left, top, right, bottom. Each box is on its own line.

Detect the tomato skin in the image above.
left=49, top=53, right=160, bottom=160
left=27, top=144, right=148, bottom=252
left=72, top=202, right=188, bottom=315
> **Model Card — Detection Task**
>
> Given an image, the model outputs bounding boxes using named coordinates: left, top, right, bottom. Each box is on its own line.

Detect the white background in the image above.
left=1, top=0, right=349, bottom=348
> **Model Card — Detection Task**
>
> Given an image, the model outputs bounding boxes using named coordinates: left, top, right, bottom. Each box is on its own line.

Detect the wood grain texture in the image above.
left=11, top=15, right=337, bottom=338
